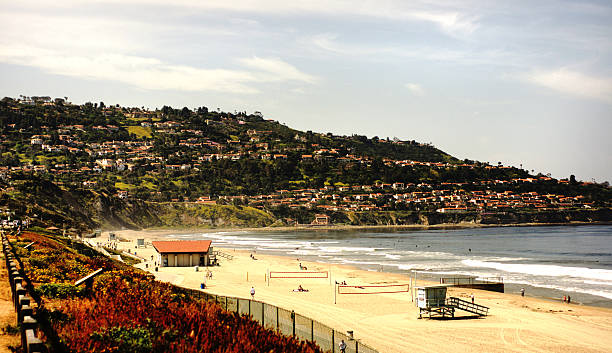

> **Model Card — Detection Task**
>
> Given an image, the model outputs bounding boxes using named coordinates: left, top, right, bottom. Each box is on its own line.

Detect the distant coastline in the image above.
left=111, top=219, right=612, bottom=236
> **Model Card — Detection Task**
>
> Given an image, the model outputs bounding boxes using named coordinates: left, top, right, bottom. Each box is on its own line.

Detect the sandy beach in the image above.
left=111, top=229, right=612, bottom=353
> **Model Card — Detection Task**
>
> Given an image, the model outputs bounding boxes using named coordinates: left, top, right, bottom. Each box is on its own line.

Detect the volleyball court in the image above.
left=337, top=283, right=409, bottom=294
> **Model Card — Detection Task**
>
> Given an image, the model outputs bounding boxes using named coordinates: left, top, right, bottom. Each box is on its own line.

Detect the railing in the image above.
left=182, top=287, right=379, bottom=353
left=211, top=250, right=234, bottom=260
left=447, top=297, right=489, bottom=316
left=4, top=230, right=378, bottom=353
left=1, top=231, right=45, bottom=353
left=440, top=276, right=503, bottom=285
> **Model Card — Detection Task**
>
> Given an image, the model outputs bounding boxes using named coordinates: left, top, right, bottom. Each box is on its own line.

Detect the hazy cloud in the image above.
left=404, top=83, right=425, bottom=96
left=522, top=68, right=612, bottom=104
left=0, top=45, right=316, bottom=94
left=17, top=0, right=480, bottom=36
left=239, top=57, right=318, bottom=84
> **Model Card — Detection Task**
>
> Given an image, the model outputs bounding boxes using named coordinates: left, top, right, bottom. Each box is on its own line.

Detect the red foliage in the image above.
left=56, top=277, right=322, bottom=353
left=12, top=231, right=323, bottom=353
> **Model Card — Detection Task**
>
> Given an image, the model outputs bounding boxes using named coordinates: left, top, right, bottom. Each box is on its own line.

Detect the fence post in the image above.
left=225, top=296, right=228, bottom=310
left=249, top=299, right=251, bottom=316
left=261, top=303, right=264, bottom=324
left=311, top=319, right=314, bottom=341
left=291, top=310, right=295, bottom=337
left=332, top=329, right=335, bottom=353
left=276, top=306, right=279, bottom=331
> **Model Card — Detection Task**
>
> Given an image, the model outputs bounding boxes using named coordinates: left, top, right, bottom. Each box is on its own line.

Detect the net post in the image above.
left=334, top=281, right=337, bottom=304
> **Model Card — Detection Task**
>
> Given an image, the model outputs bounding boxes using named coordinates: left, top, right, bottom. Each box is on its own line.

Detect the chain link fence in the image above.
left=187, top=288, right=378, bottom=353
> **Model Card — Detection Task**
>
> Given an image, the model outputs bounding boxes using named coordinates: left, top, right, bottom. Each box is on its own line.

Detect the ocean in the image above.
left=169, top=225, right=612, bottom=307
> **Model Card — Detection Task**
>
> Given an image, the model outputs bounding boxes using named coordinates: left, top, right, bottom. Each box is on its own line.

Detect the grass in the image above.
left=127, top=126, right=153, bottom=138
left=115, top=182, right=137, bottom=190
left=140, top=180, right=157, bottom=190
left=35, top=155, right=67, bottom=164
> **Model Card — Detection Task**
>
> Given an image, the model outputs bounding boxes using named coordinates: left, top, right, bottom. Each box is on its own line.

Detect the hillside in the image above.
left=2, top=230, right=322, bottom=352
left=0, top=96, right=611, bottom=231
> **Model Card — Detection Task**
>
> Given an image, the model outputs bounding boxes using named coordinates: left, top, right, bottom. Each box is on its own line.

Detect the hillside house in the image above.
left=312, top=214, right=330, bottom=225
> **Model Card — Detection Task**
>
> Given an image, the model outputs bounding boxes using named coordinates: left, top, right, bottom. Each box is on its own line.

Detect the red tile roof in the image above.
left=152, top=240, right=212, bottom=254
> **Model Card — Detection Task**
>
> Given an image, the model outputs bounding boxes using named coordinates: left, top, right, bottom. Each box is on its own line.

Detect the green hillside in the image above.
left=0, top=96, right=610, bottom=231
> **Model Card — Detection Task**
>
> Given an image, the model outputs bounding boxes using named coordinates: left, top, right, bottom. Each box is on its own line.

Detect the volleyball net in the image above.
left=269, top=271, right=329, bottom=279
left=337, top=283, right=409, bottom=295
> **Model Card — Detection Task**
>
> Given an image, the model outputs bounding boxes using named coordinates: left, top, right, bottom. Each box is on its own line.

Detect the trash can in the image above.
left=195, top=266, right=199, bottom=272
left=155, top=267, right=158, bottom=272
left=200, top=283, right=205, bottom=289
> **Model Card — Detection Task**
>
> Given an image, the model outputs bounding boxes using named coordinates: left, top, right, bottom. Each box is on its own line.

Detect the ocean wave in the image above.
left=583, top=280, right=612, bottom=286
left=500, top=279, right=612, bottom=300
left=462, top=259, right=612, bottom=282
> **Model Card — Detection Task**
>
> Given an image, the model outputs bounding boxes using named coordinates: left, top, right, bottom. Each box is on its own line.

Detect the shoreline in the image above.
left=110, top=231, right=612, bottom=353
left=109, top=219, right=612, bottom=235
left=110, top=224, right=612, bottom=310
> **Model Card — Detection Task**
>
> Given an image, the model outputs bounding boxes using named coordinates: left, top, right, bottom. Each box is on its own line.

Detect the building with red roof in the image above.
left=152, top=240, right=213, bottom=267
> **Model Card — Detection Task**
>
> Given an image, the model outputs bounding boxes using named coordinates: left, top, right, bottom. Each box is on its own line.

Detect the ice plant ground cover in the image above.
left=10, top=231, right=322, bottom=353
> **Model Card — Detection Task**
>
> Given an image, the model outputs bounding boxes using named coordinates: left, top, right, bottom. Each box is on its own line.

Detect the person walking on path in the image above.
left=339, top=339, right=347, bottom=353
left=250, top=286, right=255, bottom=300
left=520, top=288, right=525, bottom=297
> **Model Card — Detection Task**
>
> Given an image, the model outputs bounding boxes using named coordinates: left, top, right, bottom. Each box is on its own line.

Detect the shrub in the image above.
left=34, top=283, right=87, bottom=299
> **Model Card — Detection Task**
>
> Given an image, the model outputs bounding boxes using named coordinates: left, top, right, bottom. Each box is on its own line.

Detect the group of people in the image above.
left=293, top=284, right=308, bottom=292
left=563, top=295, right=571, bottom=303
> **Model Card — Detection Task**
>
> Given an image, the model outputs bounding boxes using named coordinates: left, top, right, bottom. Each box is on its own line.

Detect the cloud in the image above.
left=404, top=83, right=425, bottom=96
left=308, top=33, right=523, bottom=67
left=21, top=0, right=480, bottom=36
left=239, top=57, right=318, bottom=84
left=0, top=45, right=316, bottom=94
left=521, top=68, right=612, bottom=104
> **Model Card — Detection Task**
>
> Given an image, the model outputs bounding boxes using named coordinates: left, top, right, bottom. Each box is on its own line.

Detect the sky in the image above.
left=1, top=0, right=611, bottom=182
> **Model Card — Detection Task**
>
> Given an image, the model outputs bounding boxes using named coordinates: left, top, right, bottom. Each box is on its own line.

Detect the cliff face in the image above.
left=331, top=209, right=612, bottom=227
left=2, top=179, right=274, bottom=231
left=476, top=209, right=612, bottom=225
left=3, top=178, right=610, bottom=231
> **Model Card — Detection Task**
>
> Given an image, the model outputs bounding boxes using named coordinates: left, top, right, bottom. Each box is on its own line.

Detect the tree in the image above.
left=570, top=174, right=577, bottom=185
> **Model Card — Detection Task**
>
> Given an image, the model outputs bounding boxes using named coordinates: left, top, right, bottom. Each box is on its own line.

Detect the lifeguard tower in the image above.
left=416, top=285, right=489, bottom=319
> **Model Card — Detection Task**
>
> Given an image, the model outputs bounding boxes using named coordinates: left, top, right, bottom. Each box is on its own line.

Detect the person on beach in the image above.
left=567, top=295, right=571, bottom=304
left=521, top=288, right=525, bottom=297
left=471, top=294, right=474, bottom=304
left=339, top=339, right=347, bottom=353
left=250, top=286, right=255, bottom=299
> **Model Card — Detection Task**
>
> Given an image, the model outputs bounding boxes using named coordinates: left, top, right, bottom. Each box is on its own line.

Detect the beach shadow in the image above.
left=428, top=315, right=484, bottom=321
